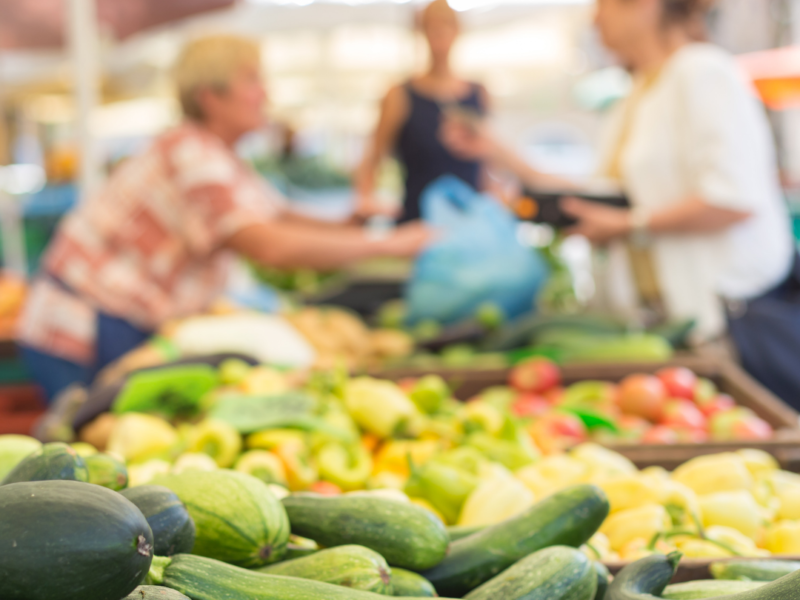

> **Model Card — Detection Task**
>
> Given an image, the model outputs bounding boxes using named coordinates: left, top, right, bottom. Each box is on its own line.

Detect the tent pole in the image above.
left=68, top=0, right=102, bottom=202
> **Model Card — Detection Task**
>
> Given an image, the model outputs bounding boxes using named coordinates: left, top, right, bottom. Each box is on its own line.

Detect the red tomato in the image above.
left=310, top=481, right=342, bottom=496
left=674, top=427, right=710, bottom=443
left=397, top=378, right=418, bottom=394
left=732, top=416, right=774, bottom=441
left=656, top=367, right=698, bottom=400
left=512, top=393, right=551, bottom=418
left=641, top=425, right=680, bottom=445
left=698, top=394, right=736, bottom=418
left=543, top=386, right=566, bottom=405
left=529, top=411, right=587, bottom=454
left=660, top=399, right=708, bottom=431
left=509, top=358, right=562, bottom=394
left=618, top=374, right=668, bottom=422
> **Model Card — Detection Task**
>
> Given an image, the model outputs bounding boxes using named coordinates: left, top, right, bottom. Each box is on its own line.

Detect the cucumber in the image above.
left=257, top=545, right=392, bottom=594
left=609, top=553, right=800, bottom=600
left=594, top=561, right=610, bottom=600
left=120, top=485, right=196, bottom=557
left=84, top=452, right=128, bottom=490
left=606, top=552, right=681, bottom=600
left=155, top=470, right=289, bottom=567
left=420, top=484, right=609, bottom=597
left=711, top=559, right=800, bottom=582
left=281, top=494, right=449, bottom=571
left=392, top=568, right=438, bottom=597
left=1, top=442, right=88, bottom=485
left=149, top=554, right=456, bottom=600
left=663, top=581, right=765, bottom=599
left=123, top=587, right=191, bottom=599
left=448, top=524, right=485, bottom=542
left=464, top=546, right=597, bottom=600
left=284, top=544, right=320, bottom=560
left=0, top=480, right=154, bottom=600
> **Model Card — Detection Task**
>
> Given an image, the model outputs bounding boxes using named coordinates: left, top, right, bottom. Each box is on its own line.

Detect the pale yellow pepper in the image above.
left=600, top=475, right=662, bottom=514
left=570, top=443, right=638, bottom=482
left=458, top=468, right=536, bottom=527
left=600, top=503, right=672, bottom=551
left=699, top=490, right=763, bottom=540
left=672, top=453, right=753, bottom=496
left=705, top=525, right=769, bottom=557
left=765, top=520, right=800, bottom=554
left=372, top=439, right=441, bottom=478
left=675, top=539, right=733, bottom=559
left=516, top=455, right=587, bottom=499
left=344, top=377, right=419, bottom=439
left=737, top=449, right=779, bottom=479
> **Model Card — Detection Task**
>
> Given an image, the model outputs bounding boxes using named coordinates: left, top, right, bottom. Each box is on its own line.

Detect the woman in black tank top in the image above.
left=356, top=0, right=489, bottom=223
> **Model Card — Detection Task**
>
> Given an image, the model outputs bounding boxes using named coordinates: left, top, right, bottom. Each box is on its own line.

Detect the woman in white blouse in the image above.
left=444, top=0, right=794, bottom=344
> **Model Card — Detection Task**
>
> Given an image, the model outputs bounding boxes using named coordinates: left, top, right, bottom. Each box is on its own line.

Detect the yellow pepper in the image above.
left=461, top=401, right=505, bottom=436
left=765, top=520, right=800, bottom=554
left=372, top=440, right=441, bottom=478
left=600, top=475, right=662, bottom=514
left=672, top=453, right=753, bottom=496
left=617, top=538, right=655, bottom=562
left=570, top=443, right=637, bottom=482
left=699, top=490, right=763, bottom=540
left=581, top=532, right=613, bottom=561
left=675, top=539, right=733, bottom=559
left=367, top=471, right=407, bottom=491
left=737, top=449, right=779, bottom=479
left=776, top=485, right=800, bottom=521
left=458, top=468, right=535, bottom=527
left=600, top=503, right=672, bottom=551
left=275, top=441, right=318, bottom=492
left=344, top=377, right=419, bottom=439
left=317, top=442, right=373, bottom=492
left=516, top=454, right=587, bottom=496
left=239, top=366, right=290, bottom=395
left=705, top=525, right=769, bottom=557
left=247, top=429, right=307, bottom=450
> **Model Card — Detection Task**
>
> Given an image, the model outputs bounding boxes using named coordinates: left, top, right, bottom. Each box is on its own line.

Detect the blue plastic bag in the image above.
left=405, top=176, right=549, bottom=325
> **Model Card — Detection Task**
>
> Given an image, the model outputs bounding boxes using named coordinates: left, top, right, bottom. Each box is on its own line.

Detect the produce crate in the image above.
left=378, top=356, right=800, bottom=471
left=0, top=383, right=45, bottom=435
left=605, top=556, right=800, bottom=583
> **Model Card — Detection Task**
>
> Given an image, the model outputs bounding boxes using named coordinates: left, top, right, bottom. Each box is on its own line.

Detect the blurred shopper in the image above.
left=445, top=0, right=800, bottom=400
left=355, top=0, right=491, bottom=223
left=17, top=35, right=431, bottom=402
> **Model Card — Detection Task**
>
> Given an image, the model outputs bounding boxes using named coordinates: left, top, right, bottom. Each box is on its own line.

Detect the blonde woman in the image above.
left=17, top=35, right=431, bottom=401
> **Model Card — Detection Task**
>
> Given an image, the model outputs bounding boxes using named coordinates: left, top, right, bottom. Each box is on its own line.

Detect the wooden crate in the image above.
left=378, top=357, right=800, bottom=471
left=604, top=556, right=800, bottom=583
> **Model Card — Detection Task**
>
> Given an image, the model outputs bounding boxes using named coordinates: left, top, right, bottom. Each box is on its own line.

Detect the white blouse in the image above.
left=599, top=43, right=794, bottom=341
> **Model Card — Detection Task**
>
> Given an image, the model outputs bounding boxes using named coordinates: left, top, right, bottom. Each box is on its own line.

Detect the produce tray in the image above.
left=604, top=555, right=800, bottom=584
left=377, top=356, right=800, bottom=471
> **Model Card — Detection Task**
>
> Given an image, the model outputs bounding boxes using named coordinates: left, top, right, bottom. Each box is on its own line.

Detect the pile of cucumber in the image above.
left=2, top=442, right=800, bottom=600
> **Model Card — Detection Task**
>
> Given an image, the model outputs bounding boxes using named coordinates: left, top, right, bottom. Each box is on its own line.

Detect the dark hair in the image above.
left=661, top=0, right=715, bottom=39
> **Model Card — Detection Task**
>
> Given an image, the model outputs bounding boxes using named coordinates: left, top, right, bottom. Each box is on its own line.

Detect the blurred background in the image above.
left=1, top=0, right=799, bottom=268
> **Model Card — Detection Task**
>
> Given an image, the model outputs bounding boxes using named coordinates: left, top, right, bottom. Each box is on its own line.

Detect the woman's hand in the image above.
left=561, top=197, right=632, bottom=244
left=440, top=115, right=499, bottom=162
left=381, top=221, right=437, bottom=257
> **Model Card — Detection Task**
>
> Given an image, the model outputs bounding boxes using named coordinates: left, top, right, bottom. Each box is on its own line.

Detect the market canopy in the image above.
left=738, top=45, right=800, bottom=110
left=0, top=0, right=235, bottom=49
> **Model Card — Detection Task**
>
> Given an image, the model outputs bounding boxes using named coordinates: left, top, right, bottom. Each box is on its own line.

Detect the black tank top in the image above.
left=395, top=82, right=486, bottom=223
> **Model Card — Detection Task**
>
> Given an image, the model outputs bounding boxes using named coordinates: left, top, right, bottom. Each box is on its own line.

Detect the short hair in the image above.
left=173, top=35, right=261, bottom=120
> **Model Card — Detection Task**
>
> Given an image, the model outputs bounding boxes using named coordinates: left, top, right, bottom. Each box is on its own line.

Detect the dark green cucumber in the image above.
left=464, top=546, right=597, bottom=600
left=611, top=553, right=800, bottom=600
left=155, top=470, right=289, bottom=567
left=84, top=452, right=128, bottom=490
left=281, top=494, right=449, bottom=571
left=0, top=480, right=154, bottom=600
left=123, top=586, right=191, bottom=599
left=711, top=559, right=800, bottom=582
left=1, top=442, right=88, bottom=485
left=663, top=581, right=764, bottom=600
left=606, top=552, right=681, bottom=600
left=257, top=545, right=392, bottom=594
left=420, top=484, right=609, bottom=598
left=448, top=524, right=485, bottom=542
left=120, top=485, right=196, bottom=557
left=392, top=568, right=438, bottom=597
left=594, top=561, right=610, bottom=600
left=149, top=554, right=456, bottom=600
